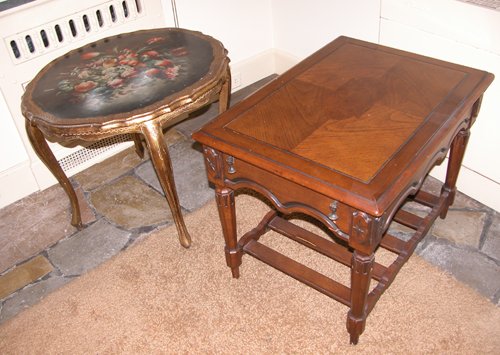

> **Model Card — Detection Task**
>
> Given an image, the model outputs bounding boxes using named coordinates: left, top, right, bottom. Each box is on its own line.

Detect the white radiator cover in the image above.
left=0, top=0, right=172, bottom=207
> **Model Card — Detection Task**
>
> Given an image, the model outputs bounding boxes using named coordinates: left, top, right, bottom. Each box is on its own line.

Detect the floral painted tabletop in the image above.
left=30, top=28, right=217, bottom=119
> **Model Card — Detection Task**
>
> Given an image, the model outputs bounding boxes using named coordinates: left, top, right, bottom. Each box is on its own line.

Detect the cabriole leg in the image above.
left=132, top=133, right=145, bottom=159
left=25, top=120, right=82, bottom=228
left=218, top=67, right=231, bottom=114
left=141, top=120, right=191, bottom=248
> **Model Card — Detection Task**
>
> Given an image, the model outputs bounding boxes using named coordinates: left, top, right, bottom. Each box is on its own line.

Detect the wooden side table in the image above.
left=22, top=28, right=230, bottom=248
left=193, top=36, right=494, bottom=343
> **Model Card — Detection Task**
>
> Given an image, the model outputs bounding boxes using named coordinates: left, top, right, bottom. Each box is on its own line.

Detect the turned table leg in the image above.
left=440, top=128, right=470, bottom=219
left=25, top=120, right=83, bottom=228
left=347, top=250, right=374, bottom=344
left=215, top=186, right=241, bottom=278
left=141, top=120, right=191, bottom=248
left=440, top=96, right=483, bottom=219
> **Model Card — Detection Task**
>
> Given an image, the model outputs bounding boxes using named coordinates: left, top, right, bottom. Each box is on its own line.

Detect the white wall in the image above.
left=171, top=0, right=381, bottom=91
left=0, top=90, right=28, bottom=172
left=269, top=0, right=381, bottom=73
left=271, top=0, right=381, bottom=59
left=380, top=0, right=500, bottom=211
left=173, top=0, right=275, bottom=90
left=175, top=0, right=273, bottom=63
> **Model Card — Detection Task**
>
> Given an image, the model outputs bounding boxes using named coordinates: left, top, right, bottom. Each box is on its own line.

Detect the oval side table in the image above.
left=21, top=27, right=231, bottom=248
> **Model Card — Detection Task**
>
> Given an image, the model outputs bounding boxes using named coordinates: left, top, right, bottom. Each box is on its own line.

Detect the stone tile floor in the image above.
left=1, top=77, right=499, bottom=325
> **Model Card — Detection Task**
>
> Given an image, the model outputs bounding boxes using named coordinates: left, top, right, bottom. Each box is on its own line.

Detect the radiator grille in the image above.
left=57, top=135, right=133, bottom=171
left=5, top=0, right=144, bottom=64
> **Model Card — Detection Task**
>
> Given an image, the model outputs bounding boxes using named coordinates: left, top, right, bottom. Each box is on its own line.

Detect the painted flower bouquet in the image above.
left=56, top=36, right=188, bottom=103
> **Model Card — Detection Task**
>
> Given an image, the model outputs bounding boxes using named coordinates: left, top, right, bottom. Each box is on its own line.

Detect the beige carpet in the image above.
left=1, top=194, right=499, bottom=354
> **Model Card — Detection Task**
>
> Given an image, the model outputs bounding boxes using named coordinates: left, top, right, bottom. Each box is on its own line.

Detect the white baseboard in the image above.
left=273, top=49, right=301, bottom=74
left=0, top=162, right=39, bottom=208
left=431, top=160, right=500, bottom=211
left=229, top=48, right=301, bottom=91
left=229, top=49, right=276, bottom=91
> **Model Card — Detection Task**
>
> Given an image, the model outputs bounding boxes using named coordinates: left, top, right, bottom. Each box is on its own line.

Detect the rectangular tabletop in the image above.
left=193, top=36, right=493, bottom=216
